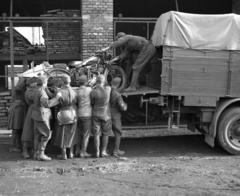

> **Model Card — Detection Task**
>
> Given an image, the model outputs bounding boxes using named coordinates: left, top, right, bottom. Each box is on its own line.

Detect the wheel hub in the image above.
left=229, top=121, right=240, bottom=143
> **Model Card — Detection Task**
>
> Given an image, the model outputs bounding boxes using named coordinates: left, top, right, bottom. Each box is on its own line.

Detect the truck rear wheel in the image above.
left=217, top=107, right=240, bottom=155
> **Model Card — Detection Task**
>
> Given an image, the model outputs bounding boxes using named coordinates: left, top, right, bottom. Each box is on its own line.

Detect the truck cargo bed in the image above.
left=121, top=86, right=159, bottom=97
left=161, top=46, right=240, bottom=99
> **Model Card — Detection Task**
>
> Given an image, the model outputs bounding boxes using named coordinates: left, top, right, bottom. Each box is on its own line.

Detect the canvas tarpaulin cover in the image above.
left=151, top=11, right=240, bottom=50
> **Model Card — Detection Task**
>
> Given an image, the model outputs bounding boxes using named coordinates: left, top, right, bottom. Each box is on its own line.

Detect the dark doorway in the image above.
left=114, top=0, right=232, bottom=18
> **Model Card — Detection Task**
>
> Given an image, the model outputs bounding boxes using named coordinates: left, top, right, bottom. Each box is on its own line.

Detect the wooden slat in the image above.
left=163, top=46, right=231, bottom=58
left=230, top=81, right=240, bottom=90
left=161, top=85, right=226, bottom=96
left=172, top=78, right=227, bottom=88
left=161, top=46, right=240, bottom=97
left=183, top=96, right=217, bottom=107
left=172, top=58, right=228, bottom=73
left=172, top=71, right=228, bottom=81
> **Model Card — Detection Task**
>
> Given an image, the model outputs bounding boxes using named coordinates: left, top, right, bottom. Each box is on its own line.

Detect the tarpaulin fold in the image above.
left=152, top=11, right=240, bottom=50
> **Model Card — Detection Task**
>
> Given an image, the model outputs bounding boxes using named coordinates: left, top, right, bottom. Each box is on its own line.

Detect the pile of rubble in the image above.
left=0, top=29, right=46, bottom=55
left=0, top=9, right=81, bottom=56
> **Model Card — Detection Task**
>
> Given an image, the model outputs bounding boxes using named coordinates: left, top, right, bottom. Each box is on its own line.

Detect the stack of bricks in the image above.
left=41, top=10, right=81, bottom=55
left=0, top=91, right=11, bottom=127
left=82, top=0, right=114, bottom=59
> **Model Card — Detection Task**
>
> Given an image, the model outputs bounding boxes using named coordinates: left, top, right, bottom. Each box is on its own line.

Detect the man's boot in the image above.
left=94, top=136, right=100, bottom=158
left=15, top=132, right=22, bottom=150
left=80, top=136, right=92, bottom=158
left=22, top=142, right=30, bottom=158
left=68, top=147, right=74, bottom=159
left=75, top=144, right=81, bottom=157
left=9, top=131, right=21, bottom=152
left=37, top=131, right=51, bottom=161
left=113, top=135, right=125, bottom=157
left=101, top=135, right=109, bottom=157
left=124, top=72, right=139, bottom=92
left=57, top=148, right=67, bottom=160
left=9, top=132, right=17, bottom=152
left=33, top=150, right=39, bottom=160
left=38, top=150, right=51, bottom=161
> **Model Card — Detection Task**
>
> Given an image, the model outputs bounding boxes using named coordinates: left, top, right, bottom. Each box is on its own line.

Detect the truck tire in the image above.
left=217, top=107, right=240, bottom=155
left=104, top=65, right=127, bottom=92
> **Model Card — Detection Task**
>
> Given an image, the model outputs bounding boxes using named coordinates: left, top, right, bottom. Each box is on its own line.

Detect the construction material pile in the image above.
left=0, top=29, right=45, bottom=55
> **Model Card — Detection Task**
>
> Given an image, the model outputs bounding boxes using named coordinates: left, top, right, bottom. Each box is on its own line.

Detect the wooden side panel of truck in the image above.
left=161, top=47, right=240, bottom=100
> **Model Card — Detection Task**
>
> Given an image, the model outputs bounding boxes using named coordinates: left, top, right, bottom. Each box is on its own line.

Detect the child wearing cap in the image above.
left=110, top=77, right=127, bottom=157
left=75, top=75, right=93, bottom=158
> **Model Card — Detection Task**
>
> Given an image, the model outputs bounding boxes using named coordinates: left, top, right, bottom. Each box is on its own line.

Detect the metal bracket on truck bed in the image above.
left=121, top=86, right=160, bottom=97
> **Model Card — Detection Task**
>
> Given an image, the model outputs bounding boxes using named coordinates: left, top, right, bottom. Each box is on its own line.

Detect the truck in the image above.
left=128, top=11, right=240, bottom=155
left=19, top=11, right=240, bottom=155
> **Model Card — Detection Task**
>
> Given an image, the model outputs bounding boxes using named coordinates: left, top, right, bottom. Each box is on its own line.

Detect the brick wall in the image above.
left=0, top=91, right=11, bottom=127
left=82, top=0, right=114, bottom=59
left=233, top=0, right=240, bottom=13
left=41, top=10, right=81, bottom=55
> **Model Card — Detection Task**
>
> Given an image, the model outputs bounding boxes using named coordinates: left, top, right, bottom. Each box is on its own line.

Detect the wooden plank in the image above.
left=232, top=64, right=240, bottom=72
left=163, top=46, right=231, bottom=58
left=172, top=71, right=228, bottom=81
left=172, top=78, right=227, bottom=88
left=183, top=96, right=217, bottom=107
left=228, top=88, right=240, bottom=97
left=171, top=64, right=228, bottom=73
left=161, top=46, right=240, bottom=97
left=231, top=52, right=240, bottom=59
left=230, top=81, right=240, bottom=90
left=231, top=73, right=240, bottom=81
left=164, top=52, right=240, bottom=71
left=161, top=85, right=226, bottom=96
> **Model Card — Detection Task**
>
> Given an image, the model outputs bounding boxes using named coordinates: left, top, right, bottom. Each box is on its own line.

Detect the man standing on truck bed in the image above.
left=103, top=32, right=157, bottom=92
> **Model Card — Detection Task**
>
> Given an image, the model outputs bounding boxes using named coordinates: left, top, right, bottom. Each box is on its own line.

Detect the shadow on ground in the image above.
left=0, top=134, right=230, bottom=163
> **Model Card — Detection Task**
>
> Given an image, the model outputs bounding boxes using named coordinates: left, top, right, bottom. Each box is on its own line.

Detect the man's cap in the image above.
left=111, top=77, right=121, bottom=86
left=115, top=32, right=126, bottom=41
left=78, top=75, right=88, bottom=84
left=96, top=75, right=105, bottom=84
left=62, top=75, right=71, bottom=84
left=27, top=77, right=38, bottom=85
left=37, top=77, right=44, bottom=85
left=37, top=76, right=47, bottom=85
left=26, top=78, right=32, bottom=85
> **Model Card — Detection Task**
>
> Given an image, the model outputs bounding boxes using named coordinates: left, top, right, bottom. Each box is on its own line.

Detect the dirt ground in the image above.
left=1, top=134, right=240, bottom=196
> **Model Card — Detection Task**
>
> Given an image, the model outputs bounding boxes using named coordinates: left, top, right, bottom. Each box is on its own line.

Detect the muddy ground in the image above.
left=0, top=134, right=240, bottom=196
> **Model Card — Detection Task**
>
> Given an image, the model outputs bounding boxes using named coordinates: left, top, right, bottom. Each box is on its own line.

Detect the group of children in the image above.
left=8, top=74, right=127, bottom=161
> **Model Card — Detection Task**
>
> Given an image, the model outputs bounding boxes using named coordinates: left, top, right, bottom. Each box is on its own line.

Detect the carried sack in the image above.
left=57, top=106, right=77, bottom=125
left=57, top=88, right=77, bottom=125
